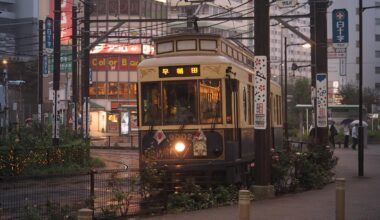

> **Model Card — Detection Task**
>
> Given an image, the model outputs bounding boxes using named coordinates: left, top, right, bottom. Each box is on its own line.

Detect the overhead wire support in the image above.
left=87, top=14, right=310, bottom=23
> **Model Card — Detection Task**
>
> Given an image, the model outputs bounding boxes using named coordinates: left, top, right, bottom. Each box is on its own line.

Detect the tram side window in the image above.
left=225, top=79, right=233, bottom=124
left=200, top=79, right=222, bottom=124
left=141, top=82, right=162, bottom=125
left=163, top=81, right=197, bottom=124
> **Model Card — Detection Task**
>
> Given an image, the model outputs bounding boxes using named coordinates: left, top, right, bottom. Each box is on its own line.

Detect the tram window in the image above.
left=221, top=42, right=227, bottom=54
left=225, top=79, right=233, bottom=124
left=163, top=81, right=197, bottom=124
left=157, top=41, right=174, bottom=54
left=200, top=79, right=222, bottom=124
left=200, top=39, right=217, bottom=51
left=141, top=82, right=162, bottom=125
left=177, top=40, right=197, bottom=51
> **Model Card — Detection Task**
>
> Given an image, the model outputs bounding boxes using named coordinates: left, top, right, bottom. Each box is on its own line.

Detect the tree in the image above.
left=338, top=83, right=379, bottom=113
left=287, top=77, right=311, bottom=130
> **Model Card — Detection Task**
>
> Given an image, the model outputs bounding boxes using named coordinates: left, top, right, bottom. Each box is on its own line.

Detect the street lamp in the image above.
left=358, top=1, right=380, bottom=177
left=2, top=59, right=8, bottom=136
left=284, top=37, right=311, bottom=149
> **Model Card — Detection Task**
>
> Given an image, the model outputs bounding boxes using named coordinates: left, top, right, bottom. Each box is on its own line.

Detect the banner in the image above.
left=49, top=0, right=72, bottom=44
left=254, top=56, right=267, bottom=129
left=316, top=73, right=328, bottom=127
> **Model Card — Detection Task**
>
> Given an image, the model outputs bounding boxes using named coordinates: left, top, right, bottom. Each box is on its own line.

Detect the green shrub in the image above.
left=271, top=145, right=338, bottom=194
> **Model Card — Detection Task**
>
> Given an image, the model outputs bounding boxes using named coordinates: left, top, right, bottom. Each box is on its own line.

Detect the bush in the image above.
left=271, top=145, right=338, bottom=194
left=0, top=123, right=90, bottom=176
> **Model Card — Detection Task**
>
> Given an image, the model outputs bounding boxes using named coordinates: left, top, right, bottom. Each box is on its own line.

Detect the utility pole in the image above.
left=72, top=5, right=78, bottom=133
left=254, top=0, right=271, bottom=185
left=53, top=0, right=61, bottom=146
left=81, top=0, right=91, bottom=139
left=38, top=20, right=43, bottom=124
left=310, top=0, right=328, bottom=146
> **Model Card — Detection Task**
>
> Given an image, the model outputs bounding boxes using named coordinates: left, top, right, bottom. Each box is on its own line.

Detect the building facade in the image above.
left=327, top=0, right=380, bottom=108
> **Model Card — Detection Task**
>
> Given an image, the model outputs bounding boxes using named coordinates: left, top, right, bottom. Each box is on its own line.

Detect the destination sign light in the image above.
left=159, top=65, right=200, bottom=78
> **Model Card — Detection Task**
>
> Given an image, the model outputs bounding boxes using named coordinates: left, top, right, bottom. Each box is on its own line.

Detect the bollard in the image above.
left=78, top=208, right=93, bottom=220
left=336, top=178, right=345, bottom=220
left=239, top=190, right=251, bottom=220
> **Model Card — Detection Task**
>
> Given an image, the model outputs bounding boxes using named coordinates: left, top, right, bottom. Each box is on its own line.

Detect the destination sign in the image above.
left=159, top=65, right=200, bottom=78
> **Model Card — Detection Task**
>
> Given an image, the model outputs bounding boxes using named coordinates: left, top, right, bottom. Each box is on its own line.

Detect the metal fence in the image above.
left=0, top=169, right=153, bottom=220
left=91, top=135, right=138, bottom=149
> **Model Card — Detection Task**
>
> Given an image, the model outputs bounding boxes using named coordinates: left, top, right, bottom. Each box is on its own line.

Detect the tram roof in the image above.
left=152, top=33, right=222, bottom=42
left=138, top=55, right=231, bottom=68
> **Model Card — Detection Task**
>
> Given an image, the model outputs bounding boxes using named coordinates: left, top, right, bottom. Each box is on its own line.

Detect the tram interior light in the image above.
left=174, top=141, right=186, bottom=153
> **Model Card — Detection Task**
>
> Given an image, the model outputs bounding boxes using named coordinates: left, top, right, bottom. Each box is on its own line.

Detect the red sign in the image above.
left=49, top=0, right=72, bottom=44
left=90, top=43, right=154, bottom=55
left=90, top=55, right=139, bottom=71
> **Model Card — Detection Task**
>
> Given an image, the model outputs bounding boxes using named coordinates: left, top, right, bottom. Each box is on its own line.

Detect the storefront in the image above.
left=88, top=43, right=153, bottom=136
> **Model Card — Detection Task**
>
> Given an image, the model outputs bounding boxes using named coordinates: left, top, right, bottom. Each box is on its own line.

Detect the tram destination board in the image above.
left=159, top=65, right=200, bottom=78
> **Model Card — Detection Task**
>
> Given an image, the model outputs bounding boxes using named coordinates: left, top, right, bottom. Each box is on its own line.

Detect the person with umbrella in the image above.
left=351, top=123, right=358, bottom=150
left=341, top=119, right=353, bottom=149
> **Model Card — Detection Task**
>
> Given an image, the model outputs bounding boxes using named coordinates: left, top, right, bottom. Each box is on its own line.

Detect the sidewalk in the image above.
left=139, top=145, right=380, bottom=220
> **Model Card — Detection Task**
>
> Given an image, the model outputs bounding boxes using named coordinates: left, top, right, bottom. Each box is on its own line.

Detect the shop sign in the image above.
left=90, top=55, right=139, bottom=71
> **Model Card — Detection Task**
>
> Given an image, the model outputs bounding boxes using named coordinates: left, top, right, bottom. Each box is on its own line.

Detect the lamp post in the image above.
left=283, top=37, right=311, bottom=149
left=358, top=1, right=380, bottom=177
left=2, top=59, right=8, bottom=136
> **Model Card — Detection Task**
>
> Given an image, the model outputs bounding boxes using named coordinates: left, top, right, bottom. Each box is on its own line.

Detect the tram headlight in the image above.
left=174, top=141, right=186, bottom=153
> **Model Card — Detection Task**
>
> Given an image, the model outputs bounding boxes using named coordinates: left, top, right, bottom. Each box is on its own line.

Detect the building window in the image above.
left=376, top=51, right=380, bottom=58
left=376, top=34, right=380, bottom=41
left=108, top=82, right=118, bottom=99
left=375, top=83, right=380, bottom=90
left=376, top=18, right=380, bottom=25
left=376, top=67, right=380, bottom=74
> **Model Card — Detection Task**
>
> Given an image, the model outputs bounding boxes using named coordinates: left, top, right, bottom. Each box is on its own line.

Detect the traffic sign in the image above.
left=332, top=9, right=349, bottom=48
left=45, top=17, right=53, bottom=52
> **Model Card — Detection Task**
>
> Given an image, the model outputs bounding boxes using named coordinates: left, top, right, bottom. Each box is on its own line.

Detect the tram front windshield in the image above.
left=141, top=79, right=221, bottom=125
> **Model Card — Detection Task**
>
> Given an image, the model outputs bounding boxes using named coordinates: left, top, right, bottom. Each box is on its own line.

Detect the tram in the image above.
left=137, top=33, right=282, bottom=185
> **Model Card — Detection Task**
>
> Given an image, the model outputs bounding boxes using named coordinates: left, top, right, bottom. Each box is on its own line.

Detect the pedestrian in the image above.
left=329, top=122, right=338, bottom=148
left=343, top=124, right=350, bottom=148
left=351, top=124, right=358, bottom=150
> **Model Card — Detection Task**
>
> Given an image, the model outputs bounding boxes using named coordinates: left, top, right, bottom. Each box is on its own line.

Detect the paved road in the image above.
left=139, top=145, right=380, bottom=220
left=90, top=148, right=139, bottom=170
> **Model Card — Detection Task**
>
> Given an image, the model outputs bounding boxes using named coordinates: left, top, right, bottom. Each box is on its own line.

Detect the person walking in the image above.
left=343, top=124, right=350, bottom=148
left=329, top=122, right=338, bottom=148
left=351, top=124, right=358, bottom=150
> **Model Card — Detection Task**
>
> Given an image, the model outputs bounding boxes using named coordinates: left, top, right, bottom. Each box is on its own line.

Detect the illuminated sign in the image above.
left=90, top=43, right=155, bottom=55
left=159, top=65, right=200, bottom=78
left=90, top=55, right=139, bottom=71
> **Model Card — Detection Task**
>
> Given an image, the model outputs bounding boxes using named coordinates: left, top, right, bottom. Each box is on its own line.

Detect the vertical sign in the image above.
left=316, top=73, right=328, bottom=127
left=45, top=17, right=53, bottom=52
left=254, top=56, right=267, bottom=129
left=43, top=55, right=49, bottom=77
left=332, top=9, right=349, bottom=48
left=52, top=91, right=60, bottom=138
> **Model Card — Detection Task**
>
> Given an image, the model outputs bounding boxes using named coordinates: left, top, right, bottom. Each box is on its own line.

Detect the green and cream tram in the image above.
left=137, top=33, right=282, bottom=185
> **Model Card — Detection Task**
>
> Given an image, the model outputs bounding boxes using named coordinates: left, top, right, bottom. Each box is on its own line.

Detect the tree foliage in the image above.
left=287, top=77, right=311, bottom=128
left=338, top=83, right=379, bottom=112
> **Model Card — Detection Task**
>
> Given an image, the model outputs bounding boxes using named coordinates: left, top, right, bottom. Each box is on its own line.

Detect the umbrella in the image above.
left=350, top=120, right=368, bottom=127
left=340, top=118, right=353, bottom=125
